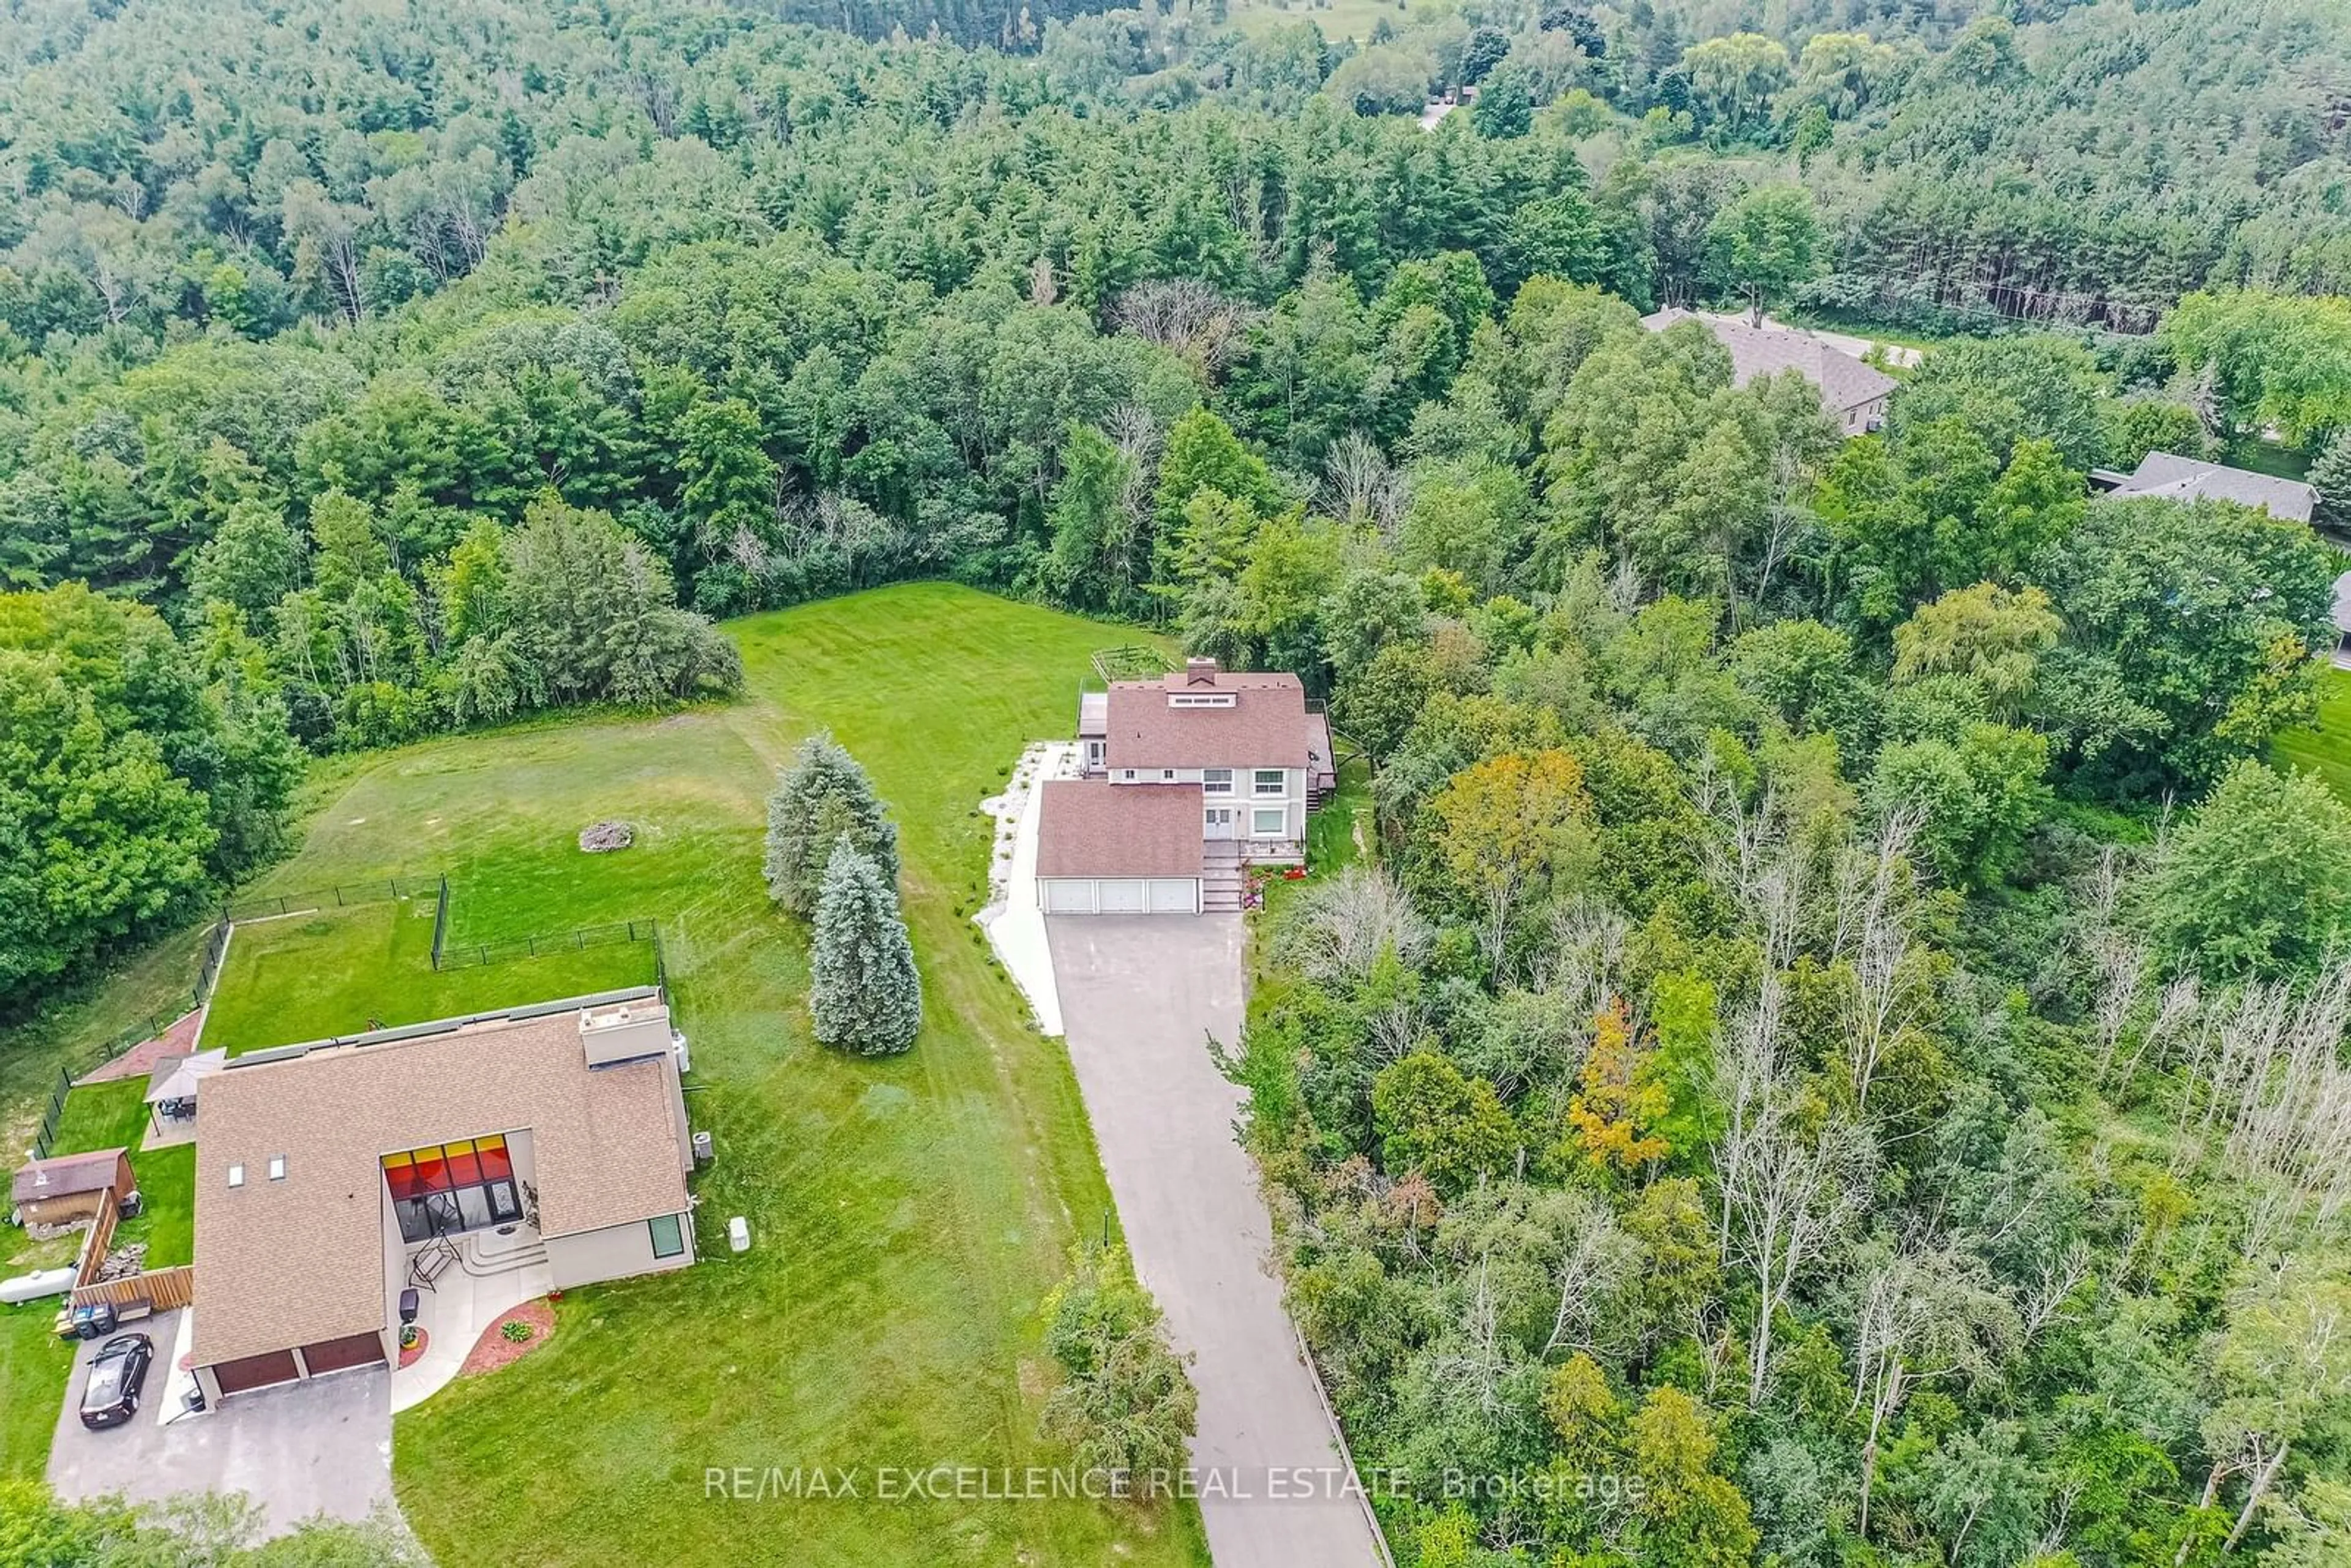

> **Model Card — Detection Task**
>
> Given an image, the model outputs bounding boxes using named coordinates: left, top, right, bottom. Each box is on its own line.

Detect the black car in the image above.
left=78, top=1333, right=153, bottom=1430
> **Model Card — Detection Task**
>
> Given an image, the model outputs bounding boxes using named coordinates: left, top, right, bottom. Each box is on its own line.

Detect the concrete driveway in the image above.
left=48, top=1310, right=393, bottom=1534
left=1048, top=917, right=1388, bottom=1568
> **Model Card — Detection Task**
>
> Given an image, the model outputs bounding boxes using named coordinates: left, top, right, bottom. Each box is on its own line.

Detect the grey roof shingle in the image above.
left=2107, top=451, right=2316, bottom=522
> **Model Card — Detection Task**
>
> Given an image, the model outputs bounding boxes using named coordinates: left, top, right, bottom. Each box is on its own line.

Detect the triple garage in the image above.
left=1040, top=877, right=1200, bottom=915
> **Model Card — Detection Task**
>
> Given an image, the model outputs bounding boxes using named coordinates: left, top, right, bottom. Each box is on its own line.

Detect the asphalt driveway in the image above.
left=1048, top=916, right=1388, bottom=1568
left=48, top=1310, right=394, bottom=1534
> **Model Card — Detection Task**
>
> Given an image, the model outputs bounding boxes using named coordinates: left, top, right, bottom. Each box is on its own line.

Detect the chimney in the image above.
left=580, top=1002, right=672, bottom=1068
left=1185, top=657, right=1219, bottom=686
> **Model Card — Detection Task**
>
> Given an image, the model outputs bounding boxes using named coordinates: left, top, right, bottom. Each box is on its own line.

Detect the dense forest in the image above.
left=6, top=0, right=2351, bottom=1561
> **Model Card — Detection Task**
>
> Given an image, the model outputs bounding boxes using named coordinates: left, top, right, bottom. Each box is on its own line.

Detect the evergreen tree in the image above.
left=807, top=841, right=922, bottom=1056
left=2310, top=428, right=2351, bottom=530
left=762, top=732, right=901, bottom=915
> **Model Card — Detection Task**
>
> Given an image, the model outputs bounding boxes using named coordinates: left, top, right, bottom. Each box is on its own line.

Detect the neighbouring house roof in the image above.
left=1038, top=780, right=1204, bottom=879
left=144, top=1047, right=227, bottom=1105
left=2333, top=571, right=2351, bottom=639
left=1101, top=667, right=1310, bottom=771
left=1640, top=309, right=1898, bottom=418
left=12, top=1148, right=129, bottom=1206
left=2105, top=451, right=2317, bottom=522
left=1078, top=691, right=1107, bottom=739
left=193, top=992, right=688, bottom=1367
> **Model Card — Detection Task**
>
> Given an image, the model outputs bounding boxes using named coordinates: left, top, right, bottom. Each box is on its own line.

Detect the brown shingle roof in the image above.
left=1641, top=309, right=1897, bottom=416
left=193, top=995, right=688, bottom=1366
left=12, top=1149, right=129, bottom=1205
left=1101, top=670, right=1310, bottom=771
left=1038, top=780, right=1204, bottom=879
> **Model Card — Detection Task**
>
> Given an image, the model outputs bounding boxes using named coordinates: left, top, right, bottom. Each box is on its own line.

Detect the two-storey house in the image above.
left=1038, top=659, right=1335, bottom=914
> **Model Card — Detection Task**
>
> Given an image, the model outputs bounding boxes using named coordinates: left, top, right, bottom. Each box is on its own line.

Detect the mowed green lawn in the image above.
left=176, top=585, right=1202, bottom=1566
left=47, top=1080, right=196, bottom=1271
left=201, top=900, right=657, bottom=1056
left=2270, top=663, right=2351, bottom=802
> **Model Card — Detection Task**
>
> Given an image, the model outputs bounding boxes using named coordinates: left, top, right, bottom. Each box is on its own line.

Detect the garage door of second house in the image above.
left=1097, top=879, right=1148, bottom=913
left=211, top=1348, right=301, bottom=1396
left=302, top=1331, right=388, bottom=1376
left=1041, top=877, right=1199, bottom=914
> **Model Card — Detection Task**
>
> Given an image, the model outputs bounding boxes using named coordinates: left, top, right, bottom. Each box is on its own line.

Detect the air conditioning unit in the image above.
left=691, top=1130, right=713, bottom=1165
left=119, top=1190, right=143, bottom=1220
left=671, top=1032, right=691, bottom=1073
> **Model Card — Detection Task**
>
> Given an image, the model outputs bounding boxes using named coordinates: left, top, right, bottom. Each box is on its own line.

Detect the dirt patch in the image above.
left=459, top=1298, right=557, bottom=1378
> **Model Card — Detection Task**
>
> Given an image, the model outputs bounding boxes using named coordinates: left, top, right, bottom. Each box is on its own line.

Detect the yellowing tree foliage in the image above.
left=1567, top=997, right=1671, bottom=1173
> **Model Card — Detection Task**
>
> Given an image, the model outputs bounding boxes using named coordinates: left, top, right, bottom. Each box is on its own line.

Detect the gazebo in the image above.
left=144, top=1048, right=227, bottom=1142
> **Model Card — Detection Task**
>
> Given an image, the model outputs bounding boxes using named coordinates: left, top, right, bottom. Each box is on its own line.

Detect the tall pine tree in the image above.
left=763, top=731, right=899, bottom=915
left=808, top=841, right=922, bottom=1056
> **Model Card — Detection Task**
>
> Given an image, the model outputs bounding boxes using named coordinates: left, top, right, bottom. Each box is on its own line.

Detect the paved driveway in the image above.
left=49, top=1310, right=393, bottom=1534
left=1048, top=917, right=1388, bottom=1568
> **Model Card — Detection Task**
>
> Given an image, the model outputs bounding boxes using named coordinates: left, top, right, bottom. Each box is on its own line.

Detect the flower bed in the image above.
left=459, top=1299, right=556, bottom=1378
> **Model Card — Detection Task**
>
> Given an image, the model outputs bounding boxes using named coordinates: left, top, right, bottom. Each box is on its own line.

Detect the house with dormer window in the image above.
left=1039, top=658, right=1335, bottom=915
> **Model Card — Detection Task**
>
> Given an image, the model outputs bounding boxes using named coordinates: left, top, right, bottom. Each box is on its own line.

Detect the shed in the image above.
left=11, top=1148, right=136, bottom=1229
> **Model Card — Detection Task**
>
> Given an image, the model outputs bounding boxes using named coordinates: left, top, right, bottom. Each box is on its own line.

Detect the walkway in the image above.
left=77, top=1008, right=204, bottom=1086
left=976, top=741, right=1078, bottom=1035
left=1048, top=917, right=1389, bottom=1568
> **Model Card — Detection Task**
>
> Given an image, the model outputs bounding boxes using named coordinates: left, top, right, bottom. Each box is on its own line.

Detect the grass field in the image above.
left=2270, top=664, right=2351, bottom=801
left=1229, top=0, right=1411, bottom=43
left=47, top=1080, right=197, bottom=1272
left=201, top=901, right=658, bottom=1056
left=63, top=583, right=1203, bottom=1566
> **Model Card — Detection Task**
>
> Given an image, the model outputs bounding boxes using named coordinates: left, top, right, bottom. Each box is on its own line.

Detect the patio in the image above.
left=391, top=1225, right=553, bottom=1414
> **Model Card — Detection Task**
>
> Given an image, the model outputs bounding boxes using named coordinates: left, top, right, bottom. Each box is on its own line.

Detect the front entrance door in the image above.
left=1204, top=807, right=1236, bottom=840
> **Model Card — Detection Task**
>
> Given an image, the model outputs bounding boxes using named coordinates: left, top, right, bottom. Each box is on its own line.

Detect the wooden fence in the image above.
left=70, top=1188, right=121, bottom=1291
left=62, top=1187, right=197, bottom=1314
left=70, top=1266, right=194, bottom=1313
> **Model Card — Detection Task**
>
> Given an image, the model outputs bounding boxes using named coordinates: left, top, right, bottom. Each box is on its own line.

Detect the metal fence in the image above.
left=430, top=918, right=664, bottom=976
left=220, top=875, right=438, bottom=922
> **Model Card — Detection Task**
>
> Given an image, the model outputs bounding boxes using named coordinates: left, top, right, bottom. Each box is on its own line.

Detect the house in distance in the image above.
left=1043, top=658, right=1336, bottom=915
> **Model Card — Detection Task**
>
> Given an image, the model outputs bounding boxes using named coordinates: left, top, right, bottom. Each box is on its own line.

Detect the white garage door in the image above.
left=1147, top=879, right=1198, bottom=913
left=1097, top=879, right=1149, bottom=913
left=1041, top=880, right=1096, bottom=913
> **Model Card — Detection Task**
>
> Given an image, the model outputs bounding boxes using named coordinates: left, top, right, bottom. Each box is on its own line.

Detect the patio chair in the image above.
left=408, top=1236, right=459, bottom=1292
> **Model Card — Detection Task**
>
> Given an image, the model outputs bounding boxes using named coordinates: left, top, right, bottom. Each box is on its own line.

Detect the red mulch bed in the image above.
left=459, top=1298, right=557, bottom=1378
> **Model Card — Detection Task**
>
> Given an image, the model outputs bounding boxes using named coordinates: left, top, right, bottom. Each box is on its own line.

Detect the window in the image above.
left=267, top=1155, right=285, bottom=1182
left=649, top=1212, right=686, bottom=1259
left=1252, top=807, right=1285, bottom=838
left=384, top=1134, right=522, bottom=1245
left=1202, top=768, right=1233, bottom=795
left=1253, top=768, right=1285, bottom=796
left=227, top=1164, right=244, bottom=1188
left=1168, top=692, right=1235, bottom=708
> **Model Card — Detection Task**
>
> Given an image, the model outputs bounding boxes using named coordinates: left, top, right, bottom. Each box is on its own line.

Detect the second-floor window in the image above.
left=1253, top=768, right=1285, bottom=796
left=1202, top=768, right=1233, bottom=795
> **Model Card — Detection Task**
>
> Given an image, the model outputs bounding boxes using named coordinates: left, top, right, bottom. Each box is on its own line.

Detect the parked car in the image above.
left=78, top=1333, right=153, bottom=1430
